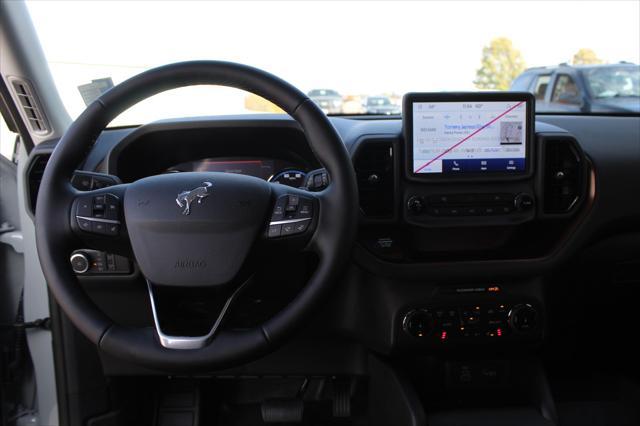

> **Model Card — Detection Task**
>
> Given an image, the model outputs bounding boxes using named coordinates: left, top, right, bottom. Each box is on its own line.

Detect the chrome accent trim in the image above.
left=269, top=217, right=311, bottom=226
left=76, top=216, right=121, bottom=224
left=146, top=278, right=247, bottom=350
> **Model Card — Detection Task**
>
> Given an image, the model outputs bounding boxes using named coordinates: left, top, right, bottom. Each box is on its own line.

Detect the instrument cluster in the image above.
left=165, top=157, right=308, bottom=188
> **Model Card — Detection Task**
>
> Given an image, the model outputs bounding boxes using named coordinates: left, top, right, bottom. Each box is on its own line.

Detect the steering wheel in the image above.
left=35, top=61, right=358, bottom=372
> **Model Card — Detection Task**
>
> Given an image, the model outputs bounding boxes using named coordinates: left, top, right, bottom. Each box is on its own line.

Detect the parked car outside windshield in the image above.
left=510, top=63, right=640, bottom=113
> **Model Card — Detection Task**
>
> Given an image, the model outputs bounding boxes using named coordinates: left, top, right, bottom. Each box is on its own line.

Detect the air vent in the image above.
left=27, top=154, right=51, bottom=214
left=353, top=140, right=395, bottom=218
left=542, top=138, right=585, bottom=214
left=11, top=79, right=50, bottom=134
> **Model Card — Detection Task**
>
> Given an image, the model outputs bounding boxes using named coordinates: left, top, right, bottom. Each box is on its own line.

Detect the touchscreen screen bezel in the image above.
left=403, top=92, right=535, bottom=182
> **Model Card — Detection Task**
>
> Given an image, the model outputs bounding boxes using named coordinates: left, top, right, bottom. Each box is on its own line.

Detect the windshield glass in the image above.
left=26, top=1, right=640, bottom=125
left=585, top=66, right=640, bottom=98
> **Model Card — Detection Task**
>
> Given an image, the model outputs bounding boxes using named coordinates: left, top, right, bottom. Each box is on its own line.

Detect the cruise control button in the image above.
left=92, top=221, right=108, bottom=235
left=293, top=221, right=309, bottom=233
left=105, top=223, right=120, bottom=236
left=285, top=195, right=299, bottom=212
left=271, top=197, right=288, bottom=221
left=298, top=199, right=313, bottom=217
left=105, top=203, right=119, bottom=220
left=267, top=224, right=282, bottom=238
left=281, top=223, right=296, bottom=235
left=77, top=217, right=92, bottom=231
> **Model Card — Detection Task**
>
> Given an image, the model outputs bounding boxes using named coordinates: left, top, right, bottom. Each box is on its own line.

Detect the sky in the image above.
left=22, top=0, right=640, bottom=125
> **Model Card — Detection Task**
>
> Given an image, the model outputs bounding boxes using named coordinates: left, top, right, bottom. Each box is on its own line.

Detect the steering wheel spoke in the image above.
left=146, top=277, right=251, bottom=350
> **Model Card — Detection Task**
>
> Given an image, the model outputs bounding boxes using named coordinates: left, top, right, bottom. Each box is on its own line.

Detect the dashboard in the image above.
left=46, top=108, right=640, bottom=279
left=26, top=106, right=640, bottom=374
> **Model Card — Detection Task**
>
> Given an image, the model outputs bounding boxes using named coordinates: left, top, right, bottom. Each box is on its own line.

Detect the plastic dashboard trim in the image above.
left=353, top=165, right=597, bottom=280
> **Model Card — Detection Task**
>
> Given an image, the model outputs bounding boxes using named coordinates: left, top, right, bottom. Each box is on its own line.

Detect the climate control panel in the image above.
left=402, top=301, right=541, bottom=345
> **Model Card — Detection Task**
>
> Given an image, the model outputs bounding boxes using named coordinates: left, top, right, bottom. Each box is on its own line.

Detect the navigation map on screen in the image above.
left=412, top=100, right=527, bottom=174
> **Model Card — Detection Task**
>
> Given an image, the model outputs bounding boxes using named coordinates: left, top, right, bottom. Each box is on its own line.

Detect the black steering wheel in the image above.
left=35, top=61, right=358, bottom=372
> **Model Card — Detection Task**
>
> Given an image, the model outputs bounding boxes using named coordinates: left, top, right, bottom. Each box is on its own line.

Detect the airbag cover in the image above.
left=124, top=172, right=271, bottom=287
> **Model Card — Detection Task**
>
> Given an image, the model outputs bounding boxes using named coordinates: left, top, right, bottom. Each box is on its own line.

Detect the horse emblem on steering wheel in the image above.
left=176, top=181, right=213, bottom=215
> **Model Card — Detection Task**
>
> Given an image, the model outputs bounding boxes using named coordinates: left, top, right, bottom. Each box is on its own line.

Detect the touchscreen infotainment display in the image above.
left=407, top=94, right=532, bottom=177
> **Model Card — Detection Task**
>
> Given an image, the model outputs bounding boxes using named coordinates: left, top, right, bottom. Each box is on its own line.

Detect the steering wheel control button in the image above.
left=268, top=224, right=282, bottom=238
left=105, top=223, right=120, bottom=236
left=92, top=221, right=107, bottom=234
left=281, top=223, right=296, bottom=235
left=75, top=193, right=122, bottom=236
left=267, top=194, right=315, bottom=238
left=76, top=217, right=93, bottom=231
left=77, top=199, right=92, bottom=217
left=271, top=203, right=285, bottom=221
left=294, top=221, right=309, bottom=233
left=298, top=200, right=313, bottom=218
left=70, top=253, right=90, bottom=274
left=285, top=194, right=300, bottom=212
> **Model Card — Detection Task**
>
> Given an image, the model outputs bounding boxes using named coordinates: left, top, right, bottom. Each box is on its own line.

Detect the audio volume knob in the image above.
left=407, top=196, right=425, bottom=214
left=70, top=252, right=90, bottom=274
left=508, top=304, right=538, bottom=333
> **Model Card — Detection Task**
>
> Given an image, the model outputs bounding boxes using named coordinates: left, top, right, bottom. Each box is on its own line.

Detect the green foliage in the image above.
left=572, top=48, right=603, bottom=65
left=475, top=37, right=526, bottom=91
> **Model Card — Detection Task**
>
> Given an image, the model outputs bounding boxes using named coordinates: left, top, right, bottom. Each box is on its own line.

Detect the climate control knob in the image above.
left=508, top=304, right=538, bottom=333
left=403, top=309, right=433, bottom=338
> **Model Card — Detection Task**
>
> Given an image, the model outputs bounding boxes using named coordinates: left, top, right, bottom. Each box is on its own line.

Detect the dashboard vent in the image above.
left=542, top=138, right=584, bottom=214
left=353, top=140, right=395, bottom=218
left=27, top=154, right=51, bottom=214
left=11, top=79, right=50, bottom=134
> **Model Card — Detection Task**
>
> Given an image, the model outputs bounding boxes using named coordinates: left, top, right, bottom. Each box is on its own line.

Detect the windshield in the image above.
left=585, top=66, right=640, bottom=99
left=26, top=1, right=640, bottom=125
